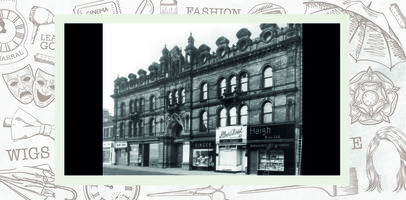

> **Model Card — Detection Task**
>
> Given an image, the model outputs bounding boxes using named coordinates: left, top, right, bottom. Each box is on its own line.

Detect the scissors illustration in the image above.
left=147, top=185, right=228, bottom=200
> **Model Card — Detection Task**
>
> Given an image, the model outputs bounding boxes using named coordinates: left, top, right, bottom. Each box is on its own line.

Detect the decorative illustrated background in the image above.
left=0, top=0, right=405, bottom=199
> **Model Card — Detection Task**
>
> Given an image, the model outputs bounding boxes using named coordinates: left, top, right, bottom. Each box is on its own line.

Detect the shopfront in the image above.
left=129, top=143, right=142, bottom=166
left=191, top=140, right=215, bottom=171
left=103, top=141, right=114, bottom=165
left=247, top=123, right=296, bottom=175
left=114, top=141, right=128, bottom=166
left=215, top=126, right=247, bottom=173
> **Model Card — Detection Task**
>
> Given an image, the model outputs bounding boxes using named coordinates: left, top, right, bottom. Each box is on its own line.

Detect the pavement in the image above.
left=103, top=164, right=247, bottom=175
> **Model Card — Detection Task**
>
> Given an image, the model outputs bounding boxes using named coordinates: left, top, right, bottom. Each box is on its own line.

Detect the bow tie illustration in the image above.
left=3, top=108, right=54, bottom=141
left=0, top=164, right=77, bottom=200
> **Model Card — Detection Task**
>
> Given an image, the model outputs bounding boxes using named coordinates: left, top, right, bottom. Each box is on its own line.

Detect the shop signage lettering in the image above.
left=103, top=142, right=113, bottom=148
left=248, top=124, right=295, bottom=140
left=194, top=142, right=212, bottom=148
left=115, top=142, right=127, bottom=148
left=216, top=126, right=247, bottom=143
left=249, top=143, right=292, bottom=149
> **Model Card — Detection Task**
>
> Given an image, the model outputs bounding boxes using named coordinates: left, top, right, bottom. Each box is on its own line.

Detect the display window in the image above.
left=103, top=150, right=111, bottom=163
left=192, top=149, right=214, bottom=167
left=258, top=150, right=284, bottom=171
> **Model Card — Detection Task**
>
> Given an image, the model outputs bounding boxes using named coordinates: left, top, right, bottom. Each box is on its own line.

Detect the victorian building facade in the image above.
left=110, top=23, right=303, bottom=175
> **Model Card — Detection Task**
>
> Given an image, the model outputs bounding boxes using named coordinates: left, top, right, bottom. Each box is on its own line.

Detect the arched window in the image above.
left=140, top=98, right=145, bottom=112
left=134, top=99, right=138, bottom=112
left=202, top=83, right=208, bottom=100
left=168, top=91, right=172, bottom=105
left=185, top=115, right=190, bottom=130
left=264, top=67, right=273, bottom=88
left=150, top=119, right=155, bottom=136
left=240, top=73, right=248, bottom=92
left=150, top=96, right=156, bottom=110
left=133, top=120, right=137, bottom=137
left=119, top=122, right=124, bottom=138
left=240, top=105, right=248, bottom=125
left=219, top=78, right=226, bottom=96
left=179, top=89, right=185, bottom=104
left=160, top=118, right=164, bottom=133
left=230, top=76, right=237, bottom=92
left=128, top=121, right=133, bottom=137
left=287, top=100, right=295, bottom=121
left=139, top=120, right=144, bottom=136
left=200, top=111, right=208, bottom=131
left=230, top=107, right=237, bottom=125
left=120, top=102, right=125, bottom=117
left=263, top=102, right=273, bottom=123
left=129, top=100, right=133, bottom=113
left=219, top=108, right=227, bottom=127
left=174, top=90, right=178, bottom=104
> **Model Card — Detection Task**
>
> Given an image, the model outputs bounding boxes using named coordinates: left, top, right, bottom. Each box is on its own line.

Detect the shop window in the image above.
left=263, top=67, right=273, bottom=88
left=150, top=96, right=156, bottom=110
left=200, top=111, right=208, bottom=131
left=174, top=90, right=178, bottom=104
left=219, top=108, right=226, bottom=127
left=219, top=78, right=226, bottom=96
left=287, top=100, right=295, bottom=121
left=120, top=102, right=125, bottom=117
left=201, top=83, right=208, bottom=100
left=240, top=73, right=248, bottom=92
left=258, top=150, right=284, bottom=172
left=140, top=98, right=145, bottom=112
left=240, top=105, right=248, bottom=125
left=229, top=76, right=237, bottom=93
left=128, top=121, right=133, bottom=137
left=168, top=91, right=172, bottom=105
left=150, top=118, right=155, bottom=136
left=263, top=102, right=273, bottom=123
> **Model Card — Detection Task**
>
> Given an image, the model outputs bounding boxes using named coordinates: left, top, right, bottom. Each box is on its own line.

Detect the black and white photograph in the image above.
left=102, top=23, right=308, bottom=176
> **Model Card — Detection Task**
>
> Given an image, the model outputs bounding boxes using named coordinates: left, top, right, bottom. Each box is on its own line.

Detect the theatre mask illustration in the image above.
left=33, top=68, right=55, bottom=107
left=2, top=65, right=34, bottom=104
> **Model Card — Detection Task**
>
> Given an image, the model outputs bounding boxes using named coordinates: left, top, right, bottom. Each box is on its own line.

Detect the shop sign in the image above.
left=103, top=141, right=113, bottom=148
left=248, top=142, right=294, bottom=149
left=193, top=141, right=215, bottom=149
left=115, top=141, right=127, bottom=149
left=248, top=124, right=295, bottom=140
left=216, top=126, right=247, bottom=143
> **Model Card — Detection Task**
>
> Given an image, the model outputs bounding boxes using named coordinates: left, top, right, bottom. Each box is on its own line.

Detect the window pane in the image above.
left=181, top=89, right=185, bottom=103
left=168, top=92, right=172, bottom=104
left=241, top=106, right=248, bottom=115
left=202, top=83, right=208, bottom=100
left=230, top=76, right=236, bottom=91
left=264, top=78, right=273, bottom=87
left=241, top=116, right=248, bottom=125
left=264, top=113, right=273, bottom=123
left=264, top=68, right=272, bottom=77
left=264, top=102, right=273, bottom=112
left=230, top=107, right=237, bottom=125
left=202, top=111, right=208, bottom=127
left=221, top=79, right=226, bottom=88
left=241, top=83, right=247, bottom=92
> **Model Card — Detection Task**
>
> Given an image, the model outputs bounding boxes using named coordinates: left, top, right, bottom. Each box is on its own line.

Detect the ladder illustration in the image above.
left=297, top=137, right=303, bottom=175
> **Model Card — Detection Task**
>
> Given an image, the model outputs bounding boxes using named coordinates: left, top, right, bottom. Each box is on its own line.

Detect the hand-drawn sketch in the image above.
left=2, top=64, right=34, bottom=104
left=304, top=0, right=406, bottom=69
left=73, top=0, right=122, bottom=14
left=366, top=126, right=406, bottom=192
left=83, top=185, right=140, bottom=200
left=147, top=185, right=228, bottom=200
left=160, top=0, right=177, bottom=14
left=29, top=6, right=54, bottom=44
left=3, top=108, right=55, bottom=141
left=135, top=0, right=154, bottom=14
left=33, top=68, right=55, bottom=108
left=247, top=2, right=286, bottom=14
left=349, top=67, right=399, bottom=125
left=239, top=168, right=358, bottom=197
left=34, top=53, right=55, bottom=65
left=0, top=164, right=77, bottom=200
left=389, top=3, right=406, bottom=29
left=0, top=0, right=28, bottom=65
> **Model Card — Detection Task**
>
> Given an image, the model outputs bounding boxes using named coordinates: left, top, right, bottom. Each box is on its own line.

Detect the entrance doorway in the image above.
left=143, top=143, right=149, bottom=167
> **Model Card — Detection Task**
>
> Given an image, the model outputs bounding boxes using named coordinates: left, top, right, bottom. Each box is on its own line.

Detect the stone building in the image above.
left=110, top=23, right=303, bottom=175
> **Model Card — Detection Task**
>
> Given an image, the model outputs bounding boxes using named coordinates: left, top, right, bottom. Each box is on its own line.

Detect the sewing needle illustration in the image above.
left=3, top=108, right=55, bottom=141
left=239, top=168, right=358, bottom=197
left=147, top=185, right=228, bottom=200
